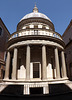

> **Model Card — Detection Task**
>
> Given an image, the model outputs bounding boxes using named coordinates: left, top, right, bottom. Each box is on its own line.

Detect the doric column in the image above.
left=42, top=45, right=47, bottom=79
left=26, top=45, right=30, bottom=80
left=4, top=51, right=10, bottom=79
left=54, top=47, right=60, bottom=78
left=12, top=48, right=18, bottom=80
left=61, top=51, right=67, bottom=78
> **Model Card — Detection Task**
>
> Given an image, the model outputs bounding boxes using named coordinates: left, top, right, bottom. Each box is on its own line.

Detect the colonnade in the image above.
left=4, top=45, right=67, bottom=80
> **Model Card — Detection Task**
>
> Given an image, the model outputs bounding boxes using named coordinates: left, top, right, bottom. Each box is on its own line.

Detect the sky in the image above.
left=0, top=0, right=72, bottom=36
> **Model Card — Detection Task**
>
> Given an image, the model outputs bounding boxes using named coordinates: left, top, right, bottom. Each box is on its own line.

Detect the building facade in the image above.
left=62, top=20, right=72, bottom=80
left=0, top=5, right=70, bottom=95
left=0, top=18, right=10, bottom=79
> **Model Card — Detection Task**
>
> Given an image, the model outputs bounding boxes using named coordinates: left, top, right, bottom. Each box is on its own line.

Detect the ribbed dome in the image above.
left=20, top=5, right=52, bottom=22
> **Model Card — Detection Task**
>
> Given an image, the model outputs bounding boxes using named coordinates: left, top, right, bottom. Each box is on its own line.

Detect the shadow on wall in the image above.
left=0, top=83, right=72, bottom=99
left=0, top=85, right=24, bottom=95
left=0, top=91, right=72, bottom=100
left=49, top=83, right=72, bottom=94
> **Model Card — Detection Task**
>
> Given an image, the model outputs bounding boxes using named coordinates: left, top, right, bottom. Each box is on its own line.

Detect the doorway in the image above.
left=30, top=87, right=43, bottom=94
left=33, top=63, right=40, bottom=78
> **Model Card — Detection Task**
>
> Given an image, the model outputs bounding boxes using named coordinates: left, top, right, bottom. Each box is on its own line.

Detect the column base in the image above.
left=62, top=77, right=69, bottom=80
left=42, top=78, right=47, bottom=81
left=3, top=78, right=9, bottom=81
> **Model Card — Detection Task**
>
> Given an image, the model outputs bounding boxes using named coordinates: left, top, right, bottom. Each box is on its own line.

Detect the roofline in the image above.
left=62, top=20, right=72, bottom=37
left=0, top=17, right=10, bottom=35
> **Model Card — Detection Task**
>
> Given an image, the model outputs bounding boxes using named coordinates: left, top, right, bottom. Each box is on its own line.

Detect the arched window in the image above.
left=0, top=27, right=2, bottom=36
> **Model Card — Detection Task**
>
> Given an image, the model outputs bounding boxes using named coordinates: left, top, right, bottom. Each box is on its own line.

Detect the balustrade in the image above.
left=9, top=29, right=62, bottom=40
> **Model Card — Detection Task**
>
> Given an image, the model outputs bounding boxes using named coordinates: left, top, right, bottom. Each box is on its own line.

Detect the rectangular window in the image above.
left=33, top=63, right=39, bottom=78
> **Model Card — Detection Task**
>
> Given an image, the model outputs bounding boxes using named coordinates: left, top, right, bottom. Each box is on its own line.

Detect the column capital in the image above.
left=62, top=50, right=65, bottom=52
left=14, top=47, right=18, bottom=49
left=6, top=50, right=10, bottom=53
left=26, top=44, right=31, bottom=46
left=54, top=46, right=58, bottom=49
left=41, top=44, right=46, bottom=47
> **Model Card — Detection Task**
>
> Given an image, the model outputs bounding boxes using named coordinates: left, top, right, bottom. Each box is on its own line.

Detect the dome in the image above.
left=20, top=5, right=52, bottom=22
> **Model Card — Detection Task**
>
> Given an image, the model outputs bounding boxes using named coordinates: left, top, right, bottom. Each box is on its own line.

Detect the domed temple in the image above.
left=0, top=5, right=71, bottom=95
